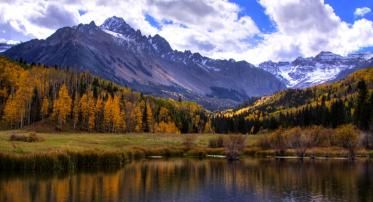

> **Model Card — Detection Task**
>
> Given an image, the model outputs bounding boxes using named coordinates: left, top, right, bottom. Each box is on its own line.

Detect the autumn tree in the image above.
left=154, top=107, right=179, bottom=133
left=103, top=95, right=124, bottom=132
left=79, top=93, right=89, bottom=129
left=87, top=92, right=96, bottom=131
left=133, top=102, right=144, bottom=132
left=143, top=100, right=154, bottom=132
left=112, top=95, right=124, bottom=132
left=335, top=124, right=360, bottom=160
left=95, top=97, right=104, bottom=131
left=72, top=94, right=80, bottom=129
left=40, top=96, right=49, bottom=119
left=52, top=84, right=72, bottom=128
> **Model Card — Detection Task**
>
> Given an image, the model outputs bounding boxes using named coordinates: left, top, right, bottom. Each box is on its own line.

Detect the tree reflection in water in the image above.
left=0, top=158, right=372, bottom=202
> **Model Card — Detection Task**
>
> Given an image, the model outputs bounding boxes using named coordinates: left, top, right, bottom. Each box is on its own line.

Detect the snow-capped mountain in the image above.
left=3, top=16, right=285, bottom=110
left=259, top=51, right=373, bottom=88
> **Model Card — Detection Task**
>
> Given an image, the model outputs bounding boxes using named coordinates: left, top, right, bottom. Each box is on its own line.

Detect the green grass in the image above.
left=0, top=130, right=371, bottom=172
left=0, top=130, right=262, bottom=154
left=0, top=130, right=262, bottom=172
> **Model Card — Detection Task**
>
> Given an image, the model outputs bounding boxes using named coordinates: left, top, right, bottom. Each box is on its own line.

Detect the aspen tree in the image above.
left=40, top=96, right=49, bottom=119
left=52, top=84, right=72, bottom=128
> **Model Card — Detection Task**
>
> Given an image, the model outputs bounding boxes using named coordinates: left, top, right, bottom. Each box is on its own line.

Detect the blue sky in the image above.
left=1, top=0, right=373, bottom=64
left=232, top=0, right=373, bottom=32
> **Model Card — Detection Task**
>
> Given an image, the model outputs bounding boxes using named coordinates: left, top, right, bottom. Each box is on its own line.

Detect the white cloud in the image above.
left=228, top=0, right=373, bottom=64
left=0, top=38, right=19, bottom=45
left=0, top=0, right=373, bottom=65
left=354, top=7, right=371, bottom=18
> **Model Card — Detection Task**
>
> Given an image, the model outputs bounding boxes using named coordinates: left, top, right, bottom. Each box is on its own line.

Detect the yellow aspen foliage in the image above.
left=203, top=119, right=213, bottom=133
left=104, top=96, right=113, bottom=132
left=154, top=107, right=180, bottom=133
left=133, top=102, right=144, bottom=132
left=0, top=57, right=212, bottom=133
left=79, top=93, right=89, bottom=128
left=95, top=97, right=104, bottom=131
left=52, top=84, right=72, bottom=127
left=145, top=101, right=154, bottom=132
left=3, top=77, right=33, bottom=127
left=72, top=95, right=80, bottom=129
left=112, top=95, right=124, bottom=132
left=158, top=107, right=171, bottom=122
left=154, top=121, right=180, bottom=134
left=3, top=95, right=19, bottom=128
left=40, top=97, right=49, bottom=119
left=103, top=96, right=124, bottom=132
left=87, top=92, right=96, bottom=131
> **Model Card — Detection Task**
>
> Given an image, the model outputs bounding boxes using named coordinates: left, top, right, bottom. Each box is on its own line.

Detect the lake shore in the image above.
left=0, top=130, right=372, bottom=172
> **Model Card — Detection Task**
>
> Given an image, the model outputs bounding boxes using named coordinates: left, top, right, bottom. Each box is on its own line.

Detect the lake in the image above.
left=0, top=158, right=372, bottom=202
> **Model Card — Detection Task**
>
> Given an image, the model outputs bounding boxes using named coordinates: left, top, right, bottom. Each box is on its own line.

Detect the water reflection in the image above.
left=0, top=158, right=372, bottom=202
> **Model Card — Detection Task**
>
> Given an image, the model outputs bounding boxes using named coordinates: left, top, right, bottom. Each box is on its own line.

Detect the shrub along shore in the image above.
left=0, top=125, right=372, bottom=172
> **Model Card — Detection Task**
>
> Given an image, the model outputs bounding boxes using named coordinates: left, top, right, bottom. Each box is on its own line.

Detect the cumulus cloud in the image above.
left=30, top=3, right=78, bottom=29
left=230, top=0, right=373, bottom=64
left=0, top=0, right=373, bottom=64
left=0, top=0, right=80, bottom=40
left=354, top=7, right=371, bottom=18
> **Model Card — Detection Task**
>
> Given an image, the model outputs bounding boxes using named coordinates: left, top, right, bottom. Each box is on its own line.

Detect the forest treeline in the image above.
left=1, top=56, right=372, bottom=135
left=0, top=57, right=212, bottom=133
left=213, top=68, right=373, bottom=134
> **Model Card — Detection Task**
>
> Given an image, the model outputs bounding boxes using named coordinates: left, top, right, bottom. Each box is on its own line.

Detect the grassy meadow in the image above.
left=0, top=129, right=371, bottom=172
left=0, top=130, right=260, bottom=154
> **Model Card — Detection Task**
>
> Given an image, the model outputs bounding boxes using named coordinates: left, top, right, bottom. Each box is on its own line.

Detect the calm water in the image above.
left=0, top=158, right=372, bottom=202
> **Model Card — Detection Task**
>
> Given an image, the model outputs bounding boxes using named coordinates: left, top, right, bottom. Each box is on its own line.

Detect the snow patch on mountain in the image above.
left=259, top=51, right=372, bottom=88
left=102, top=29, right=134, bottom=43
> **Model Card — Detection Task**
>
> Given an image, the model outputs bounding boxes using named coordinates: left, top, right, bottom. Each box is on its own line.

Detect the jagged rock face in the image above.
left=3, top=16, right=285, bottom=110
left=259, top=51, right=373, bottom=88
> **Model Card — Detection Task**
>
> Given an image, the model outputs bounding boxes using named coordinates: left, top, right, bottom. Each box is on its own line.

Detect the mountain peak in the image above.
left=100, top=16, right=135, bottom=35
left=149, top=34, right=172, bottom=53
left=315, top=51, right=342, bottom=61
left=102, top=16, right=126, bottom=26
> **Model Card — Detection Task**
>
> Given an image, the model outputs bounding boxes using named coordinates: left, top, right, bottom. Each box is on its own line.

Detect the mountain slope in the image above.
left=259, top=51, right=373, bottom=88
left=0, top=56, right=210, bottom=133
left=3, top=16, right=285, bottom=110
left=225, top=67, right=373, bottom=117
left=213, top=67, right=373, bottom=133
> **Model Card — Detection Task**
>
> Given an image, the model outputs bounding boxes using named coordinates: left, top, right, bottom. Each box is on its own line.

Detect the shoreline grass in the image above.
left=0, top=130, right=371, bottom=172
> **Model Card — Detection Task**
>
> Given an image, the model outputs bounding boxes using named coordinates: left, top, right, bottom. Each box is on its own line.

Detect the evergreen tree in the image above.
left=354, top=80, right=369, bottom=130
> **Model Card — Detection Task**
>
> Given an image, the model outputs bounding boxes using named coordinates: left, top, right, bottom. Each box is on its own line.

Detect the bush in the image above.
left=9, top=132, right=44, bottom=142
left=287, top=127, right=311, bottom=158
left=208, top=136, right=224, bottom=148
left=268, top=129, right=290, bottom=156
left=335, top=124, right=361, bottom=159
left=223, top=135, right=246, bottom=160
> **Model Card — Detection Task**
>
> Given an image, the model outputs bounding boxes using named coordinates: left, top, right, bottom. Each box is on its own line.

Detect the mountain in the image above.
left=2, top=16, right=285, bottom=110
left=215, top=67, right=373, bottom=133
left=225, top=67, right=373, bottom=117
left=259, top=51, right=373, bottom=88
left=0, top=43, right=14, bottom=52
left=0, top=56, right=210, bottom=133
